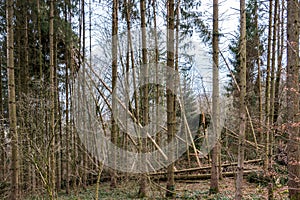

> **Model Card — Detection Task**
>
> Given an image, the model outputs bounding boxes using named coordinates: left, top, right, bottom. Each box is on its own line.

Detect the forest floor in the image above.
left=25, top=160, right=289, bottom=199
left=30, top=176, right=288, bottom=200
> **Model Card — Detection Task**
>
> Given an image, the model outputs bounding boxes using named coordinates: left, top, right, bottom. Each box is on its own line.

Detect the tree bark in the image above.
left=49, top=0, right=56, bottom=198
left=7, top=0, right=19, bottom=199
left=268, top=1, right=279, bottom=199
left=235, top=0, right=246, bottom=199
left=81, top=0, right=88, bottom=189
left=138, top=0, right=149, bottom=197
left=273, top=0, right=284, bottom=127
left=254, top=0, right=263, bottom=145
left=110, top=0, right=118, bottom=188
left=286, top=0, right=300, bottom=199
left=264, top=0, right=273, bottom=171
left=166, top=0, right=175, bottom=197
left=64, top=0, right=71, bottom=194
left=0, top=49, right=4, bottom=183
left=210, top=0, right=219, bottom=194
left=153, top=0, right=160, bottom=148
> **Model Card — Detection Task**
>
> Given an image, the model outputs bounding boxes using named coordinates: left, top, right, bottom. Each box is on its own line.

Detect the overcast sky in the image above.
left=89, top=0, right=242, bottom=95
left=189, top=0, right=240, bottom=94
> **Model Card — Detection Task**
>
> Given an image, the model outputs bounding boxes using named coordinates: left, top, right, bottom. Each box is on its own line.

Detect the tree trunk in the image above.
left=166, top=0, right=175, bottom=197
left=264, top=0, right=273, bottom=171
left=49, top=0, right=56, bottom=198
left=0, top=49, right=4, bottom=182
left=56, top=55, right=63, bottom=191
left=71, top=49, right=78, bottom=192
left=273, top=0, right=284, bottom=127
left=110, top=0, right=118, bottom=189
left=268, top=1, right=279, bottom=199
left=64, top=0, right=71, bottom=194
left=254, top=0, right=263, bottom=145
left=210, top=0, right=219, bottom=194
left=235, top=0, right=246, bottom=199
left=138, top=0, right=149, bottom=197
left=286, top=0, right=300, bottom=199
left=7, top=0, right=19, bottom=199
left=81, top=0, right=88, bottom=189
left=37, top=0, right=43, bottom=82
left=270, top=0, right=278, bottom=126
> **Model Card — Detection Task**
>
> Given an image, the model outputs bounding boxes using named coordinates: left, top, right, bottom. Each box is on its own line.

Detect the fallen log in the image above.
left=152, top=170, right=262, bottom=181
left=150, top=159, right=262, bottom=176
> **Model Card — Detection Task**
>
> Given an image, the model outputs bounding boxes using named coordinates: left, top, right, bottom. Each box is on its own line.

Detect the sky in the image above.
left=88, top=0, right=242, bottom=96
left=189, top=0, right=240, bottom=94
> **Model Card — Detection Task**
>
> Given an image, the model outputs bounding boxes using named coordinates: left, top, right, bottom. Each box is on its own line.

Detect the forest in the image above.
left=0, top=0, right=299, bottom=199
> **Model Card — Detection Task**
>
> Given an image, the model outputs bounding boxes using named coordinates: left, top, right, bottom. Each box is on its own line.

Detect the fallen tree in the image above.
left=150, top=159, right=262, bottom=176
left=152, top=170, right=262, bottom=181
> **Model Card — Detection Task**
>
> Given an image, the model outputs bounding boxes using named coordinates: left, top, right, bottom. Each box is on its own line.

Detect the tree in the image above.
left=273, top=0, right=284, bottom=130
left=210, top=0, right=219, bottom=194
left=226, top=0, right=264, bottom=159
left=49, top=0, right=56, bottom=198
left=253, top=0, right=262, bottom=143
left=138, top=0, right=149, bottom=197
left=268, top=1, right=279, bottom=198
left=286, top=0, right=300, bottom=199
left=80, top=0, right=88, bottom=189
left=6, top=0, right=19, bottom=199
left=0, top=47, right=4, bottom=184
left=166, top=0, right=175, bottom=197
left=235, top=0, right=246, bottom=199
left=64, top=0, right=72, bottom=194
left=264, top=0, right=273, bottom=173
left=111, top=0, right=119, bottom=188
